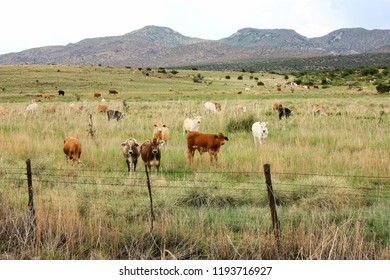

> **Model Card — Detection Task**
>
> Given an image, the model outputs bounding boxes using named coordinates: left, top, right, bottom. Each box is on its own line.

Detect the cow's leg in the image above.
left=188, top=148, right=195, bottom=165
left=126, top=159, right=130, bottom=173
left=133, top=158, right=137, bottom=172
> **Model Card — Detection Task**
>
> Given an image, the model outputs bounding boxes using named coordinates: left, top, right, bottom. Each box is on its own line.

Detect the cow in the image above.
left=108, top=89, right=118, bottom=95
left=107, top=110, right=124, bottom=121
left=68, top=103, right=85, bottom=112
left=312, top=104, right=328, bottom=116
left=186, top=131, right=229, bottom=165
left=94, top=93, right=102, bottom=99
left=153, top=122, right=169, bottom=146
left=58, top=90, right=65, bottom=96
left=252, top=122, right=269, bottom=147
left=278, top=107, right=293, bottom=120
left=41, top=93, right=51, bottom=100
left=183, top=116, right=202, bottom=135
left=63, top=136, right=82, bottom=165
left=0, top=106, right=6, bottom=116
left=121, top=138, right=141, bottom=173
left=313, top=85, right=319, bottom=89
left=98, top=104, right=108, bottom=113
left=140, top=139, right=164, bottom=175
left=25, top=103, right=39, bottom=114
left=46, top=105, right=57, bottom=113
left=234, top=105, right=247, bottom=114
left=204, top=101, right=221, bottom=114
left=272, top=103, right=283, bottom=112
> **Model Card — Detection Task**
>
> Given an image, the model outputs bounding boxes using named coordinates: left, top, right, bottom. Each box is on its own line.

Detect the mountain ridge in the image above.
left=0, top=25, right=389, bottom=67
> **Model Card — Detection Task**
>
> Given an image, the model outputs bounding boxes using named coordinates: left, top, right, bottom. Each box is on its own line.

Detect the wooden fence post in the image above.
left=144, top=164, right=155, bottom=231
left=26, top=159, right=36, bottom=225
left=263, top=163, right=281, bottom=253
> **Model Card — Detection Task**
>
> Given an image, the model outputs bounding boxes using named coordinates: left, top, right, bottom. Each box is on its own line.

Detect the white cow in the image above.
left=204, top=101, right=221, bottom=114
left=25, top=103, right=39, bottom=114
left=252, top=122, right=269, bottom=147
left=183, top=116, right=202, bottom=135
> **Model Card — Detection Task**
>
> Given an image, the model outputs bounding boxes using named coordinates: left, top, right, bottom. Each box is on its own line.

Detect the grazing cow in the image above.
left=94, top=93, right=102, bottom=99
left=121, top=138, right=141, bottom=173
left=278, top=107, right=293, bottom=120
left=98, top=104, right=108, bottom=113
left=272, top=103, right=283, bottom=112
left=204, top=101, right=221, bottom=114
left=0, top=106, right=6, bottom=116
left=313, top=85, right=319, bottom=89
left=107, top=110, right=124, bottom=121
left=252, top=122, right=269, bottom=146
left=186, top=131, right=229, bottom=165
left=58, top=90, right=65, bottom=96
left=183, top=116, right=202, bottom=134
left=63, top=136, right=82, bottom=165
left=26, top=103, right=39, bottom=114
left=41, top=93, right=51, bottom=99
left=140, top=139, right=164, bottom=175
left=234, top=105, right=247, bottom=114
left=108, top=89, right=118, bottom=95
left=46, top=105, right=56, bottom=113
left=312, top=104, right=328, bottom=116
left=153, top=123, right=169, bottom=146
left=68, top=103, right=84, bottom=112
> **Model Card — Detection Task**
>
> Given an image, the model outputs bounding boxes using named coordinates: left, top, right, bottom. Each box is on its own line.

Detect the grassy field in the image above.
left=0, top=65, right=389, bottom=260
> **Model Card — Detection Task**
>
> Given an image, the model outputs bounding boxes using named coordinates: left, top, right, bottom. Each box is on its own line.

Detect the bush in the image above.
left=257, top=81, right=264, bottom=86
left=376, top=84, right=390, bottom=93
left=226, top=114, right=255, bottom=133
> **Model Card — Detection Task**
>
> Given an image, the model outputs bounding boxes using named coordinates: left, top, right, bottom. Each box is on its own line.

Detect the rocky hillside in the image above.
left=0, top=25, right=389, bottom=68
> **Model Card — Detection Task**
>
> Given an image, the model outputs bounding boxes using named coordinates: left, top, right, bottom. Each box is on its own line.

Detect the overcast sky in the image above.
left=1, top=0, right=389, bottom=55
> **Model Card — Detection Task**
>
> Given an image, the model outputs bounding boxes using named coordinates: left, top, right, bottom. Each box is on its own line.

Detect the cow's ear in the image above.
left=121, top=142, right=126, bottom=146
left=225, top=137, right=229, bottom=141
left=158, top=140, right=165, bottom=146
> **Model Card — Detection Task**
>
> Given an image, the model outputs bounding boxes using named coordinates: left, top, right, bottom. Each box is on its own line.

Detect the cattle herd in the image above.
left=58, top=100, right=330, bottom=174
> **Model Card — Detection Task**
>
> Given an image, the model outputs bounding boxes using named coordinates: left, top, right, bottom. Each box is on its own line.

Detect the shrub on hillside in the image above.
left=376, top=84, right=390, bottom=94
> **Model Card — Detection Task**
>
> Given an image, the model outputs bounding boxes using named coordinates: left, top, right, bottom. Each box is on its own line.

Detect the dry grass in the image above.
left=0, top=65, right=389, bottom=259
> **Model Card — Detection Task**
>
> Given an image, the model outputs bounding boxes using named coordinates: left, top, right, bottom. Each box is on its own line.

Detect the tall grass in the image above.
left=0, top=65, right=389, bottom=259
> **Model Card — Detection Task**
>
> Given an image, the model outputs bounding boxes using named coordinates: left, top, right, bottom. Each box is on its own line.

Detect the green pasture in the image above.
left=0, top=65, right=389, bottom=259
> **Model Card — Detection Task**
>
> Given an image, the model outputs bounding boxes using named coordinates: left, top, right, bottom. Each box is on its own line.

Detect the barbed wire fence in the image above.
left=1, top=159, right=390, bottom=252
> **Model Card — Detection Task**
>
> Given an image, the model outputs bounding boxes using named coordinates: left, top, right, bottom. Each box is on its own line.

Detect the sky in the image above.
left=1, top=0, right=390, bottom=55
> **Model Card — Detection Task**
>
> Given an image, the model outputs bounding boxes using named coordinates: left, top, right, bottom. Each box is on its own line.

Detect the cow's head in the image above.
left=150, top=139, right=164, bottom=154
left=216, top=133, right=228, bottom=145
left=154, top=123, right=166, bottom=133
left=122, top=139, right=139, bottom=156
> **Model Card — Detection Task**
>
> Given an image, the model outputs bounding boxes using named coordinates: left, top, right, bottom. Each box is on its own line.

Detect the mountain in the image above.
left=0, top=25, right=389, bottom=68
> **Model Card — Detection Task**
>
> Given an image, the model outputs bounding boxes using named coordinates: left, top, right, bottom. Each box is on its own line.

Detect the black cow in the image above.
left=278, top=107, right=293, bottom=120
left=58, top=90, right=65, bottom=96
left=107, top=110, right=125, bottom=121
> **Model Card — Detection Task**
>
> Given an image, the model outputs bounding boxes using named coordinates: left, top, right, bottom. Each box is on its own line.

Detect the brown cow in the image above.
left=152, top=122, right=169, bottom=147
left=186, top=131, right=229, bottom=165
left=94, top=93, right=102, bottom=99
left=312, top=104, right=328, bottom=116
left=63, top=136, right=82, bottom=165
left=140, top=139, right=164, bottom=175
left=98, top=104, right=108, bottom=113
left=213, top=102, right=222, bottom=111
